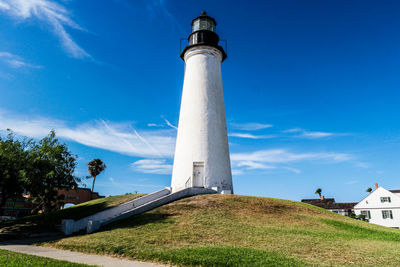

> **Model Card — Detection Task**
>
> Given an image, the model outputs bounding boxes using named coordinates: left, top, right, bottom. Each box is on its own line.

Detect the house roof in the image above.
left=389, top=190, right=400, bottom=193
left=301, top=198, right=357, bottom=210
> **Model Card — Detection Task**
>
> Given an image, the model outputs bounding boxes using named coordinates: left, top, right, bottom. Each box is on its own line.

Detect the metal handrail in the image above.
left=185, top=176, right=192, bottom=188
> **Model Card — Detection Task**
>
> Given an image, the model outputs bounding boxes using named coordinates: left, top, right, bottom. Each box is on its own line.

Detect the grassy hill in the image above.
left=37, top=194, right=400, bottom=266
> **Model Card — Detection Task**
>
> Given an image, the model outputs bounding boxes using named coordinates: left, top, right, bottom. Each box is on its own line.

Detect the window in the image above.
left=192, top=18, right=215, bottom=32
left=380, top=197, right=391, bottom=203
left=360, top=210, right=371, bottom=219
left=382, top=210, right=393, bottom=219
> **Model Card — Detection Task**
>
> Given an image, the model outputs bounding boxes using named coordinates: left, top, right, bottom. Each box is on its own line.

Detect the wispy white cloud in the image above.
left=231, top=149, right=352, bottom=163
left=283, top=128, right=302, bottom=133
left=229, top=133, right=276, bottom=139
left=283, top=128, right=339, bottom=139
left=230, top=122, right=273, bottom=131
left=345, top=180, right=358, bottom=185
left=237, top=160, right=275, bottom=170
left=355, top=162, right=369, bottom=169
left=147, top=117, right=177, bottom=130
left=131, top=159, right=172, bottom=175
left=163, top=118, right=177, bottom=130
left=0, top=2, right=9, bottom=10
left=0, top=110, right=175, bottom=158
left=230, top=149, right=352, bottom=174
left=231, top=169, right=244, bottom=176
left=148, top=123, right=163, bottom=127
left=0, top=52, right=41, bottom=69
left=138, top=0, right=184, bottom=34
left=301, top=131, right=335, bottom=138
left=283, top=167, right=301, bottom=174
left=0, top=0, right=90, bottom=59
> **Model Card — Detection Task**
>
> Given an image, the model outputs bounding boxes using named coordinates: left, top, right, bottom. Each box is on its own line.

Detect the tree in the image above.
left=366, top=187, right=372, bottom=193
left=0, top=132, right=32, bottom=215
left=315, top=188, right=322, bottom=198
left=87, top=159, right=106, bottom=193
left=27, top=131, right=79, bottom=213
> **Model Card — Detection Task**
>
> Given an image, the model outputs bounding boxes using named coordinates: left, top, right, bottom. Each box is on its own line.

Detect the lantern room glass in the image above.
left=192, top=18, right=215, bottom=32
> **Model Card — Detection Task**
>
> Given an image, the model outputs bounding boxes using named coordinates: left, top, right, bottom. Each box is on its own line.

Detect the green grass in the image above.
left=37, top=194, right=400, bottom=266
left=138, top=247, right=306, bottom=267
left=138, top=246, right=306, bottom=267
left=0, top=249, right=95, bottom=267
left=320, top=218, right=400, bottom=241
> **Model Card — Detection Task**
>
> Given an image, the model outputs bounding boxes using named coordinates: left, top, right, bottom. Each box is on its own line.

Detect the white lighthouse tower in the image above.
left=171, top=12, right=233, bottom=194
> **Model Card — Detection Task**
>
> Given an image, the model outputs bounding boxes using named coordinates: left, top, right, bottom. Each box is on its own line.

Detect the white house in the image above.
left=354, top=185, right=400, bottom=228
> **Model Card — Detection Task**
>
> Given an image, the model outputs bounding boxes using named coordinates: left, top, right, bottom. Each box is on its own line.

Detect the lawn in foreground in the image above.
left=43, top=194, right=400, bottom=266
left=0, top=249, right=95, bottom=267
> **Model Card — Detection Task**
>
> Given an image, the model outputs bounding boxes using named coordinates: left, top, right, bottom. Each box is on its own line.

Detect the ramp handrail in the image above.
left=185, top=176, right=192, bottom=188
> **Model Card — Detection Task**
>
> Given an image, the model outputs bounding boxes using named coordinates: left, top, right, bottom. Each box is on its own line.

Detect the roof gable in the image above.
left=354, top=187, right=400, bottom=209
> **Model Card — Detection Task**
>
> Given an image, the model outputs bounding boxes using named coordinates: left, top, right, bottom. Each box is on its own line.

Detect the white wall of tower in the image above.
left=171, top=46, right=233, bottom=193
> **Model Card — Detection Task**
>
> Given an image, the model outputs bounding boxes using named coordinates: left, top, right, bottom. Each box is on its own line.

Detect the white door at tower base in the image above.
left=193, top=162, right=204, bottom=188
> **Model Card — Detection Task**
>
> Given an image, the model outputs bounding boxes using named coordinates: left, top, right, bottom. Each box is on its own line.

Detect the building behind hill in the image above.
left=57, top=187, right=103, bottom=209
left=0, top=187, right=103, bottom=219
left=354, top=183, right=400, bottom=229
left=0, top=195, right=33, bottom=220
left=301, top=196, right=357, bottom=216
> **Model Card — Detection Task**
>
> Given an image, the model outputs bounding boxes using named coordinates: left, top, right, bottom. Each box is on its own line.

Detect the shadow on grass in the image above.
left=0, top=195, right=148, bottom=242
left=1, top=201, right=110, bottom=229
left=0, top=201, right=111, bottom=242
left=1, top=194, right=146, bottom=230
left=0, top=213, right=173, bottom=248
left=101, top=212, right=173, bottom=232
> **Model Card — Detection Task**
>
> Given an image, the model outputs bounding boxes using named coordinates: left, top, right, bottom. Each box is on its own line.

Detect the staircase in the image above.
left=62, top=187, right=216, bottom=235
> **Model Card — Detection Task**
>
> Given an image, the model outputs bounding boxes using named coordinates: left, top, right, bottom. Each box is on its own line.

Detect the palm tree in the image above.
left=87, top=159, right=106, bottom=193
left=366, top=187, right=372, bottom=194
left=315, top=188, right=322, bottom=198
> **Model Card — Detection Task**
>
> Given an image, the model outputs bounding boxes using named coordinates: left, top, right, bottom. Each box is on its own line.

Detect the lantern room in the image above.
left=191, top=11, right=216, bottom=32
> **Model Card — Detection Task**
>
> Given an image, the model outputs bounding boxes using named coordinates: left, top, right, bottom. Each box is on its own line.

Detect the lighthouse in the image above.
left=171, top=12, right=233, bottom=194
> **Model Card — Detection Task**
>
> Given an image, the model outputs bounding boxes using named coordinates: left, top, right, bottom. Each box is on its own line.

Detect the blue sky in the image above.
left=0, top=0, right=399, bottom=202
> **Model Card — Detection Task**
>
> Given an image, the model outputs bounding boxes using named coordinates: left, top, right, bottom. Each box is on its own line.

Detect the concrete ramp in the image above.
left=62, top=187, right=216, bottom=235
